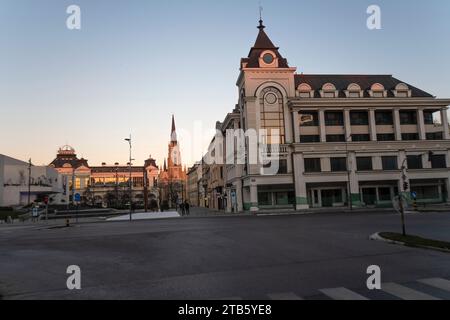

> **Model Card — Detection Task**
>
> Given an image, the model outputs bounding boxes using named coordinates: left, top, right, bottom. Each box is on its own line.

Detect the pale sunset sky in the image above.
left=1, top=0, right=450, bottom=168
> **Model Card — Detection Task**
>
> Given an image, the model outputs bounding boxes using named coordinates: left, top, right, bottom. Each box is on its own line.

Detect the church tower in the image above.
left=159, top=115, right=187, bottom=207
left=168, top=115, right=183, bottom=179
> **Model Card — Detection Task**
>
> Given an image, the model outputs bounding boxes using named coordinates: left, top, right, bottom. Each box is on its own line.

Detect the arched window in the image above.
left=345, top=83, right=363, bottom=98
left=260, top=87, right=285, bottom=144
left=369, top=83, right=386, bottom=98
left=320, top=83, right=338, bottom=98
left=297, top=83, right=314, bottom=98
left=393, top=83, right=411, bottom=98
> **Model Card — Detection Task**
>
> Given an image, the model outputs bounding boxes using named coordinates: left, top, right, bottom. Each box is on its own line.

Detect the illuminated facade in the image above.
left=49, top=145, right=159, bottom=208
left=198, top=19, right=450, bottom=212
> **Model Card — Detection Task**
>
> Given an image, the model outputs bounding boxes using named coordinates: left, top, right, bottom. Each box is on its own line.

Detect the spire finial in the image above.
left=258, top=3, right=265, bottom=29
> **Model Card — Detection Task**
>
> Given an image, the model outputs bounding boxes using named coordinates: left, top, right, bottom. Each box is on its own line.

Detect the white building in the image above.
left=211, top=20, right=450, bottom=212
left=0, top=155, right=63, bottom=207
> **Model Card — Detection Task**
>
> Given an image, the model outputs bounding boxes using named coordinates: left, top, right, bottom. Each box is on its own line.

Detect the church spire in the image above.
left=171, top=115, right=177, bottom=142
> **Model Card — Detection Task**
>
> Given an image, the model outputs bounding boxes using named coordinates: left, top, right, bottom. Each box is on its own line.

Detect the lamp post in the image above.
left=27, top=159, right=32, bottom=208
left=124, top=135, right=134, bottom=222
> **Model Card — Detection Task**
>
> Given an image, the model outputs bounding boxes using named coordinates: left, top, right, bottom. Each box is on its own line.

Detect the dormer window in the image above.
left=369, top=83, right=387, bottom=98
left=320, top=83, right=338, bottom=98
left=345, top=83, right=363, bottom=98
left=297, top=83, right=314, bottom=98
left=259, top=50, right=278, bottom=68
left=393, top=83, right=412, bottom=98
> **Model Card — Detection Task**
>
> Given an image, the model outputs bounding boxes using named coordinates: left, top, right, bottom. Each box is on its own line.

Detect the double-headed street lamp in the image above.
left=125, top=135, right=134, bottom=222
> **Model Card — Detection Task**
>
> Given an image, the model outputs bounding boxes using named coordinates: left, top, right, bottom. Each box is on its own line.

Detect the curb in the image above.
left=370, top=232, right=450, bottom=254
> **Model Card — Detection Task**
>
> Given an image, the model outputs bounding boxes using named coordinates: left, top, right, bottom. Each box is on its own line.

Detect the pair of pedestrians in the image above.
left=179, top=201, right=190, bottom=216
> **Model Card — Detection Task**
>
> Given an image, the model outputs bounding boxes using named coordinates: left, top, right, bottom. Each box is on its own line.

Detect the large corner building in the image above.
left=195, top=19, right=450, bottom=212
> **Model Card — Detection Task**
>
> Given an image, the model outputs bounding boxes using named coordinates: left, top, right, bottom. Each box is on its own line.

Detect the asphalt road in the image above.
left=0, top=211, right=449, bottom=300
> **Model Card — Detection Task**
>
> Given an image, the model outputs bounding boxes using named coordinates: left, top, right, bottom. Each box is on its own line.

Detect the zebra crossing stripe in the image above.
left=382, top=282, right=441, bottom=300
left=319, top=287, right=369, bottom=300
left=418, top=278, right=450, bottom=292
left=267, top=292, right=303, bottom=300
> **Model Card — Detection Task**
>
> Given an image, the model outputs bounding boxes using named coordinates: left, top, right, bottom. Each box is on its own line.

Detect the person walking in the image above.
left=184, top=201, right=190, bottom=216
left=179, top=202, right=185, bottom=216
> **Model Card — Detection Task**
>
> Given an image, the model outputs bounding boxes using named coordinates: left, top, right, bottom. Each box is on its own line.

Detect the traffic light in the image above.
left=403, top=182, right=409, bottom=191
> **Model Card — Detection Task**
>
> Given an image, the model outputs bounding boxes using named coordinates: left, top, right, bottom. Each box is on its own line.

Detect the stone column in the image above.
left=235, top=180, right=243, bottom=212
left=348, top=151, right=361, bottom=207
left=319, top=110, right=326, bottom=142
left=417, top=109, right=426, bottom=140
left=293, top=111, right=300, bottom=143
left=394, top=109, right=402, bottom=141
left=441, top=109, right=450, bottom=140
left=369, top=109, right=377, bottom=141
left=249, top=183, right=259, bottom=212
left=293, top=153, right=309, bottom=210
left=344, top=109, right=352, bottom=139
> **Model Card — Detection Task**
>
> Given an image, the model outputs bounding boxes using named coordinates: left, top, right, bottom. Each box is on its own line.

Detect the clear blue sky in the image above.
left=1, top=0, right=450, bottom=167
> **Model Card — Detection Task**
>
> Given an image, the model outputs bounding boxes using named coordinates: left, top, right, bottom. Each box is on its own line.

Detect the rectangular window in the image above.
left=407, top=155, right=423, bottom=170
left=300, top=135, right=320, bottom=143
left=382, top=156, right=398, bottom=170
left=424, top=111, right=434, bottom=125
left=350, top=111, right=369, bottom=125
left=352, top=134, right=370, bottom=142
left=431, top=155, right=447, bottom=169
left=378, top=187, right=392, bottom=201
left=275, top=192, right=289, bottom=205
left=279, top=159, right=288, bottom=174
left=300, top=111, right=319, bottom=126
left=377, top=134, right=396, bottom=141
left=400, top=111, right=417, bottom=125
left=258, top=192, right=271, bottom=206
left=356, top=157, right=373, bottom=171
left=411, top=186, right=440, bottom=200
left=330, top=158, right=347, bottom=172
left=402, top=133, right=419, bottom=141
left=375, top=111, right=393, bottom=125
left=304, top=158, right=321, bottom=173
left=426, top=132, right=443, bottom=140
left=325, top=111, right=344, bottom=126
left=326, top=135, right=345, bottom=142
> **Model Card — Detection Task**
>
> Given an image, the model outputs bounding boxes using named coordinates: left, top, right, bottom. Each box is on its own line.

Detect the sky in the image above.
left=1, top=0, right=450, bottom=168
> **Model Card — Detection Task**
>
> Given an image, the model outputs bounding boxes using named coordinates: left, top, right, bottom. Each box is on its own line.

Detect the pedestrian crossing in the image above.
left=218, top=277, right=450, bottom=300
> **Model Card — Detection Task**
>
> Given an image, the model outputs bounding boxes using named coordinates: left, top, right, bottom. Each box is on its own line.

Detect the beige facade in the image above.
left=195, top=20, right=450, bottom=212
left=49, top=145, right=159, bottom=208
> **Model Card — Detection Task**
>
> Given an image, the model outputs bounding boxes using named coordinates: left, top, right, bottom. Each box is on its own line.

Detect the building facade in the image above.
left=49, top=145, right=159, bottom=208
left=0, top=154, right=63, bottom=207
left=198, top=19, right=450, bottom=212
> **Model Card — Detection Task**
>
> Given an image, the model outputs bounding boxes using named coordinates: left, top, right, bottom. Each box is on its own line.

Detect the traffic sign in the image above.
left=411, top=192, right=417, bottom=199
left=74, top=193, right=81, bottom=202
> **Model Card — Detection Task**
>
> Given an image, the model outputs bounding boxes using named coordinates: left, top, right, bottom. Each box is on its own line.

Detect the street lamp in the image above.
left=28, top=159, right=32, bottom=208
left=124, top=135, right=134, bottom=222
